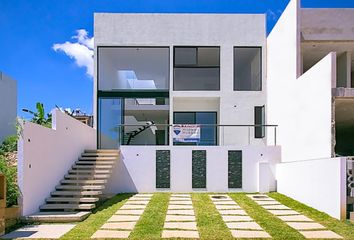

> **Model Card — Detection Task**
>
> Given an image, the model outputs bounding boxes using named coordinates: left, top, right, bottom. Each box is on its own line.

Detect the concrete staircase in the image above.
left=39, top=149, right=119, bottom=213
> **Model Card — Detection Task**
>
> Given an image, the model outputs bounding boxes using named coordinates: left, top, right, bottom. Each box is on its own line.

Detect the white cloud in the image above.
left=53, top=29, right=94, bottom=78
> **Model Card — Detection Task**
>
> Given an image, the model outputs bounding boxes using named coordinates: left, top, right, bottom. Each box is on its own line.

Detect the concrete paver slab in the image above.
left=168, top=204, right=193, bottom=210
left=170, top=194, right=191, bottom=198
left=230, top=230, right=271, bottom=238
left=120, top=204, right=146, bottom=210
left=278, top=215, right=313, bottom=222
left=263, top=205, right=291, bottom=210
left=167, top=209, right=195, bottom=215
left=1, top=224, right=76, bottom=239
left=164, top=221, right=197, bottom=230
left=254, top=200, right=281, bottom=205
left=285, top=222, right=326, bottom=230
left=91, top=229, right=130, bottom=239
left=299, top=230, right=343, bottom=239
left=214, top=201, right=238, bottom=205
left=222, top=215, right=252, bottom=222
left=219, top=209, right=247, bottom=215
left=108, top=215, right=141, bottom=222
left=226, top=222, right=263, bottom=230
left=215, top=205, right=242, bottom=210
left=268, top=210, right=300, bottom=216
left=101, top=222, right=137, bottom=230
left=168, top=201, right=192, bottom=205
left=134, top=194, right=153, bottom=197
left=115, top=209, right=144, bottom=215
left=170, top=197, right=191, bottom=201
left=162, top=230, right=199, bottom=238
left=165, top=215, right=196, bottom=221
left=125, top=200, right=149, bottom=205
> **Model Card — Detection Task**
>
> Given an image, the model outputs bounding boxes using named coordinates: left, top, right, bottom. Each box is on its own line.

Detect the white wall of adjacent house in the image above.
left=276, top=157, right=347, bottom=220
left=17, top=110, right=96, bottom=216
left=104, top=145, right=281, bottom=194
left=0, top=72, right=17, bottom=143
left=267, top=0, right=333, bottom=162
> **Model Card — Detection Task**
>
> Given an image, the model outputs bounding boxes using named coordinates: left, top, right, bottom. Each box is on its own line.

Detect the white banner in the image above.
left=173, top=124, right=201, bottom=143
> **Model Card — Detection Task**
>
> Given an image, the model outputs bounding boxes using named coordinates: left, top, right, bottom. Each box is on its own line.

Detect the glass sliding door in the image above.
left=98, top=98, right=122, bottom=149
left=173, top=112, right=217, bottom=145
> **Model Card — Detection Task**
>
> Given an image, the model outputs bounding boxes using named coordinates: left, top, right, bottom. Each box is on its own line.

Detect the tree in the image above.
left=22, top=102, right=52, bottom=127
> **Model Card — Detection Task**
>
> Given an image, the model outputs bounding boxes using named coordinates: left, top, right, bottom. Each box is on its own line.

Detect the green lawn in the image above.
left=59, top=192, right=354, bottom=240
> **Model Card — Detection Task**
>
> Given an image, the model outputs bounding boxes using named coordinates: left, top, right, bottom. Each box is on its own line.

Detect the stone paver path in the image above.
left=91, top=194, right=152, bottom=239
left=248, top=194, right=343, bottom=239
left=1, top=224, right=76, bottom=239
left=210, top=194, right=271, bottom=238
left=162, top=194, right=200, bottom=238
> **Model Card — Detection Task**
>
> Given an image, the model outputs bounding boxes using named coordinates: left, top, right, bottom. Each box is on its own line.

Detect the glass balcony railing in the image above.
left=98, top=124, right=278, bottom=147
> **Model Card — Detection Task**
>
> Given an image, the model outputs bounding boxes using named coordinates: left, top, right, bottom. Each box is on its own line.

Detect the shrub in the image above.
left=0, top=156, right=19, bottom=207
left=0, top=135, right=17, bottom=156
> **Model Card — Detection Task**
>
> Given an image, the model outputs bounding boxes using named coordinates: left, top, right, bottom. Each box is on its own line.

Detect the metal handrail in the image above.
left=116, top=124, right=278, bottom=127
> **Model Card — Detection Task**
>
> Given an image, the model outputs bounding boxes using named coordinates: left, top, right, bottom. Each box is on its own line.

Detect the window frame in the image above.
left=173, top=46, right=221, bottom=91
left=254, top=105, right=265, bottom=139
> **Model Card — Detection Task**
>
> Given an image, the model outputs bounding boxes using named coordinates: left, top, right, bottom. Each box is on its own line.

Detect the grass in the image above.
left=192, top=193, right=233, bottom=240
left=269, top=192, right=354, bottom=240
left=229, top=193, right=304, bottom=240
left=60, top=193, right=132, bottom=240
left=129, top=193, right=170, bottom=239
left=57, top=192, right=354, bottom=240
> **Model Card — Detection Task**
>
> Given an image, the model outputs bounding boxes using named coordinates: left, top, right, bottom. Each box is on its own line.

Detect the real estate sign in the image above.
left=173, top=124, right=201, bottom=143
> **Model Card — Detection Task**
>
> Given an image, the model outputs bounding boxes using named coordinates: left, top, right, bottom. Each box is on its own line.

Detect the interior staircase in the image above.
left=23, top=149, right=119, bottom=222
left=124, top=121, right=155, bottom=145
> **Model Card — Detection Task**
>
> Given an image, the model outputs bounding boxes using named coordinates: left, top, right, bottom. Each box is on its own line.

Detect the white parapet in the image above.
left=17, top=110, right=96, bottom=216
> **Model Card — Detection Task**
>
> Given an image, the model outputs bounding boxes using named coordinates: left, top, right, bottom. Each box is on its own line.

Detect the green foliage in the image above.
left=0, top=156, right=19, bottom=207
left=22, top=102, right=52, bottom=127
left=0, top=135, right=17, bottom=156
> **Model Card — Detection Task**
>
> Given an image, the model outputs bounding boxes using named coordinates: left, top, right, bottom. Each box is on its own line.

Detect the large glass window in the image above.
left=173, top=112, right=217, bottom=145
left=98, top=98, right=122, bottom=149
left=234, top=47, right=262, bottom=91
left=174, top=47, right=220, bottom=91
left=98, top=47, right=169, bottom=90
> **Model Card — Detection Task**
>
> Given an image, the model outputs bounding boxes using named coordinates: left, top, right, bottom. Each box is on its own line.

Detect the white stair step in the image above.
left=51, top=190, right=102, bottom=196
left=75, top=161, right=115, bottom=165
left=79, top=156, right=118, bottom=161
left=40, top=203, right=95, bottom=210
left=72, top=165, right=113, bottom=169
left=84, top=149, right=119, bottom=153
left=65, top=174, right=110, bottom=179
left=61, top=179, right=107, bottom=184
left=46, top=197, right=99, bottom=203
left=68, top=169, right=111, bottom=174
left=81, top=153, right=119, bottom=157
left=56, top=185, right=105, bottom=190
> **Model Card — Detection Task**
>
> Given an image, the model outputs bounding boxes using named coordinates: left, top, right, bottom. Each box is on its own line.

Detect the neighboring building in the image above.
left=0, top=72, right=17, bottom=143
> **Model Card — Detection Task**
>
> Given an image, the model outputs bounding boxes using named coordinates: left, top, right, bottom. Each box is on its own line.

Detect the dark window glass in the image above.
left=254, top=106, right=265, bottom=138
left=173, top=112, right=217, bottom=145
left=234, top=47, right=262, bottom=91
left=174, top=47, right=220, bottom=91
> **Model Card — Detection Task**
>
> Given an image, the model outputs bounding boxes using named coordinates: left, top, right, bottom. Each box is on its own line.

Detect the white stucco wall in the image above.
left=267, top=0, right=334, bottom=162
left=18, top=110, right=96, bottom=216
left=0, top=72, right=17, bottom=143
left=94, top=13, right=268, bottom=145
left=277, top=157, right=347, bottom=220
left=105, top=145, right=281, bottom=194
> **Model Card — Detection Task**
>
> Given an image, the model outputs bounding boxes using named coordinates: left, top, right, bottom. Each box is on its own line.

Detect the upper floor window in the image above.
left=173, top=47, right=220, bottom=91
left=234, top=47, right=262, bottom=91
left=98, top=47, right=170, bottom=91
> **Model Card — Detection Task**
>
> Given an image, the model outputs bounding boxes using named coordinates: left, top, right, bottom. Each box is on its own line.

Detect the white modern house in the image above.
left=0, top=71, right=17, bottom=143
left=17, top=0, right=353, bottom=222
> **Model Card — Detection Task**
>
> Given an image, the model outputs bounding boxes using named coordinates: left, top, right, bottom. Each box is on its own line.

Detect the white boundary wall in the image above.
left=105, top=145, right=281, bottom=194
left=277, top=157, right=347, bottom=220
left=18, top=110, right=96, bottom=216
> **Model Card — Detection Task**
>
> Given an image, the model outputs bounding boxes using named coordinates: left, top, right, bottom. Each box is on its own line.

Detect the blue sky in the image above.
left=0, top=0, right=353, bottom=118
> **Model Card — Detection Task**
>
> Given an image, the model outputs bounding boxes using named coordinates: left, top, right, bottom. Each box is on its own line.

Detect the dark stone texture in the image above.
left=192, top=150, right=206, bottom=188
left=156, top=150, right=170, bottom=188
left=228, top=150, right=242, bottom=188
